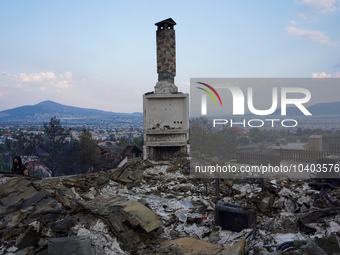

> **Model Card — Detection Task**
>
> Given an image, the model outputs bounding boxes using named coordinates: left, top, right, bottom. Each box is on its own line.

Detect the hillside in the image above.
left=270, top=101, right=340, bottom=116
left=0, top=100, right=143, bottom=126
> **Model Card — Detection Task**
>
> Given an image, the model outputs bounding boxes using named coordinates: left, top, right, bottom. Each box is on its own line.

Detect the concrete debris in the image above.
left=314, top=234, right=340, bottom=255
left=72, top=218, right=129, bottom=255
left=293, top=239, right=328, bottom=255
left=48, top=236, right=92, bottom=255
left=156, top=237, right=247, bottom=255
left=0, top=157, right=340, bottom=254
left=254, top=192, right=275, bottom=212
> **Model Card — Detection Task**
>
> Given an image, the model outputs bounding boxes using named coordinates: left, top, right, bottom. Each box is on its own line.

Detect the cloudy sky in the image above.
left=0, top=0, right=339, bottom=113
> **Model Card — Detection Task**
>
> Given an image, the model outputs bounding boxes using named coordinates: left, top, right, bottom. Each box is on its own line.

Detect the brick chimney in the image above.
left=154, top=18, right=178, bottom=94
left=143, top=18, right=189, bottom=161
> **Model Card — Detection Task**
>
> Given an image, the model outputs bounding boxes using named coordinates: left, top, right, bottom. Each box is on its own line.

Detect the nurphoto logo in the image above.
left=190, top=78, right=340, bottom=179
left=197, top=81, right=311, bottom=116
left=194, top=79, right=312, bottom=128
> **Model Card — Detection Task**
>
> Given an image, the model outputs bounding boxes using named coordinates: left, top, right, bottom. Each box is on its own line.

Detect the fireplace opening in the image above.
left=152, top=146, right=181, bottom=160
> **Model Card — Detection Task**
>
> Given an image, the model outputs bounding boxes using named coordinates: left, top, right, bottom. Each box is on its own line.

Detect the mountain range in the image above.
left=271, top=101, right=340, bottom=116
left=0, top=100, right=143, bottom=126
left=0, top=100, right=340, bottom=126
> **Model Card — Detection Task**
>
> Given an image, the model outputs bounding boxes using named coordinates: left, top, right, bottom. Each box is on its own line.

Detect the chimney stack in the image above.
left=154, top=18, right=178, bottom=93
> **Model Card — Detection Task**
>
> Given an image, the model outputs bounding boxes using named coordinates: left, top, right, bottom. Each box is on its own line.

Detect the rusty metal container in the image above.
left=214, top=201, right=256, bottom=232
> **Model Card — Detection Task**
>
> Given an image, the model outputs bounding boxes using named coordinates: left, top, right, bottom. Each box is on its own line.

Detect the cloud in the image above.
left=18, top=71, right=56, bottom=83
left=1, top=71, right=73, bottom=91
left=285, top=26, right=337, bottom=45
left=301, top=0, right=338, bottom=14
left=59, top=71, right=72, bottom=79
left=182, top=81, right=190, bottom=87
left=134, top=90, right=143, bottom=96
left=0, top=90, right=9, bottom=98
left=297, top=12, right=308, bottom=19
left=1, top=72, right=13, bottom=79
left=312, top=72, right=340, bottom=77
left=55, top=80, right=70, bottom=89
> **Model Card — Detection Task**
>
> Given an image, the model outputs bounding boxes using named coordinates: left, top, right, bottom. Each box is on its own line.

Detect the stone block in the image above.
left=160, top=237, right=248, bottom=255
left=315, top=235, right=340, bottom=255
left=47, top=236, right=91, bottom=255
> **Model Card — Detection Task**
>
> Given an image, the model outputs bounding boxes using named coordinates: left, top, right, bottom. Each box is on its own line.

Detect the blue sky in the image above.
left=0, top=0, right=339, bottom=113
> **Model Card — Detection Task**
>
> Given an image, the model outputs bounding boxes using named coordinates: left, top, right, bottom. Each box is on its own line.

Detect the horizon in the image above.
left=0, top=1, right=339, bottom=113
left=3, top=98, right=340, bottom=116
left=2, top=100, right=144, bottom=114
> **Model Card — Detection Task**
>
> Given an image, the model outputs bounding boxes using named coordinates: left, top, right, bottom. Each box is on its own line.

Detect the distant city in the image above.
left=0, top=100, right=143, bottom=128
left=2, top=100, right=340, bottom=174
left=209, top=115, right=340, bottom=131
left=0, top=101, right=144, bottom=153
left=2, top=100, right=340, bottom=132
left=0, top=125, right=143, bottom=148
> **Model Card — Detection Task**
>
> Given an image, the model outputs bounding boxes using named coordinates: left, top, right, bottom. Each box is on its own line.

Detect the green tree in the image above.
left=76, top=128, right=100, bottom=173
left=34, top=117, right=71, bottom=176
left=221, top=128, right=238, bottom=144
left=190, top=117, right=236, bottom=160
left=109, top=134, right=116, bottom=141
left=249, top=128, right=266, bottom=143
left=2, top=131, right=35, bottom=168
left=4, top=139, right=13, bottom=156
left=0, top=161, right=10, bottom=172
left=60, top=127, right=101, bottom=175
left=132, top=137, right=143, bottom=150
left=296, top=127, right=303, bottom=136
left=116, top=137, right=128, bottom=152
left=312, top=128, right=323, bottom=135
left=237, top=136, right=250, bottom=145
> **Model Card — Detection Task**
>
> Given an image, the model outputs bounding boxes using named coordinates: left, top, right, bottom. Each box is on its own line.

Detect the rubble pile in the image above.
left=0, top=157, right=340, bottom=254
